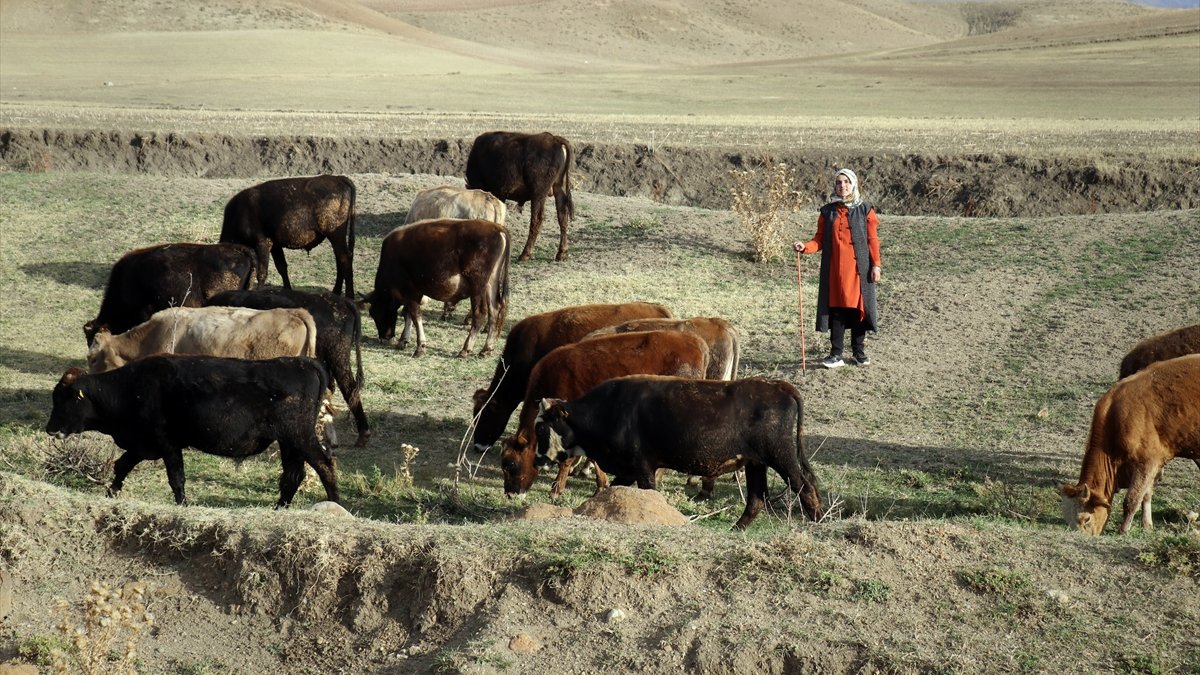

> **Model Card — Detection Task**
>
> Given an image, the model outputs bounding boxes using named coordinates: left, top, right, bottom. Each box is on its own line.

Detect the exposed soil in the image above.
left=3, top=128, right=1199, bottom=216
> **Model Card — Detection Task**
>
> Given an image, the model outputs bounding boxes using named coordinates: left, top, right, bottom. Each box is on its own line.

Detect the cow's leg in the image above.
left=398, top=311, right=413, bottom=350
left=1120, top=467, right=1158, bottom=534
left=552, top=185, right=570, bottom=261
left=330, top=362, right=370, bottom=447
left=591, top=462, right=610, bottom=494
left=550, top=457, right=575, bottom=498
left=298, top=441, right=339, bottom=503
left=276, top=444, right=308, bottom=508
left=459, top=296, right=482, bottom=358
left=328, top=231, right=353, bottom=297
left=108, top=451, right=143, bottom=498
left=404, top=301, right=428, bottom=357
left=269, top=245, right=292, bottom=289
left=735, top=464, right=769, bottom=530
left=162, top=450, right=188, bottom=505
left=690, top=476, right=717, bottom=501
left=518, top=197, right=546, bottom=262
left=775, top=455, right=824, bottom=521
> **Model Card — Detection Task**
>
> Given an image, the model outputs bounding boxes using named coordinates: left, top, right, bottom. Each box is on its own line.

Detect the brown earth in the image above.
left=3, top=129, right=1198, bottom=216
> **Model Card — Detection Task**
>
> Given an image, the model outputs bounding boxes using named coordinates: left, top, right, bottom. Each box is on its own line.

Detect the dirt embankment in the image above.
left=2, top=128, right=1198, bottom=216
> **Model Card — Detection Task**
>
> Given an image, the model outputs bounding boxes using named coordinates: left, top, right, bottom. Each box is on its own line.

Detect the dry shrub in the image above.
left=42, top=437, right=114, bottom=490
left=51, top=580, right=154, bottom=675
left=728, top=162, right=807, bottom=263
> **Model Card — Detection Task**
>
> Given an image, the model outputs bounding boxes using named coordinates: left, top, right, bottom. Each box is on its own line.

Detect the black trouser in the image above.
left=828, top=307, right=867, bottom=358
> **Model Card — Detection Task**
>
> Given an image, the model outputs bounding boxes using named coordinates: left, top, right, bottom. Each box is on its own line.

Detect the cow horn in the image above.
left=77, top=389, right=85, bottom=400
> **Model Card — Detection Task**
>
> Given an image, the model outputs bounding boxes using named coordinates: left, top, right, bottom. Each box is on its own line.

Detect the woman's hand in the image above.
left=869, top=265, right=881, bottom=283
left=793, top=241, right=808, bottom=253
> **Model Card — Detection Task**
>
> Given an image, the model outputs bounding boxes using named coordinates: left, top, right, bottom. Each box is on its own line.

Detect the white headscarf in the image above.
left=834, top=168, right=862, bottom=208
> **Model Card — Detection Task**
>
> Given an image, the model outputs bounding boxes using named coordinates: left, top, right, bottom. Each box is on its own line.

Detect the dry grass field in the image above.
left=2, top=1, right=1200, bottom=673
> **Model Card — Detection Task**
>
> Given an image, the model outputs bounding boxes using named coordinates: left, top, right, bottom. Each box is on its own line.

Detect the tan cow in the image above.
left=87, top=306, right=318, bottom=374
left=1060, top=353, right=1200, bottom=535
left=404, top=185, right=507, bottom=226
left=583, top=316, right=740, bottom=381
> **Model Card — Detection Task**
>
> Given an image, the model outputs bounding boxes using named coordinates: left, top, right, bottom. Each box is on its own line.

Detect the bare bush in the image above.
left=728, top=162, right=808, bottom=263
left=42, top=437, right=114, bottom=489
left=962, top=4, right=1022, bottom=36
left=51, top=580, right=154, bottom=675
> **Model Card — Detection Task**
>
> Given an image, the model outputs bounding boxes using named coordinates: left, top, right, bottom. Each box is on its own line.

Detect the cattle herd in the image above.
left=43, top=131, right=1198, bottom=533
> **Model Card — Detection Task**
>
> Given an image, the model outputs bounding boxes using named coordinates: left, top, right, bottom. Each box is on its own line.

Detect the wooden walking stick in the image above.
left=795, top=249, right=806, bottom=374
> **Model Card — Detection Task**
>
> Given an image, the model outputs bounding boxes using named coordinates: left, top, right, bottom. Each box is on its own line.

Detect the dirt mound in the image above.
left=3, top=128, right=1198, bottom=216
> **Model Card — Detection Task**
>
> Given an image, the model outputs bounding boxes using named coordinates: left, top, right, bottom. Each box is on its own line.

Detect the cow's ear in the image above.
left=60, top=367, right=85, bottom=387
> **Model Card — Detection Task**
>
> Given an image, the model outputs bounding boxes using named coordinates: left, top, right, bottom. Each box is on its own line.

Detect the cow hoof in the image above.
left=354, top=433, right=370, bottom=448
left=555, top=252, right=568, bottom=261
left=457, top=349, right=471, bottom=358
left=516, top=253, right=532, bottom=263
left=413, top=347, right=426, bottom=357
left=478, top=347, right=494, bottom=358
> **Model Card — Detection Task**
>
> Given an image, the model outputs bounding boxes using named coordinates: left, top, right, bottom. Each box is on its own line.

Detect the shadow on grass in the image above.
left=20, top=261, right=110, bottom=290
left=0, top=347, right=84, bottom=377
left=357, top=211, right=406, bottom=239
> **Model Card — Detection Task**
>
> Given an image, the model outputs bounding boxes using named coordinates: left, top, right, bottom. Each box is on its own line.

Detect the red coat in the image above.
left=799, top=203, right=881, bottom=319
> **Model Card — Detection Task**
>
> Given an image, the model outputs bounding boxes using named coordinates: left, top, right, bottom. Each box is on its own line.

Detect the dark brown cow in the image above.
left=465, top=131, right=573, bottom=262
left=208, top=288, right=370, bottom=447
left=471, top=302, right=674, bottom=453
left=584, top=316, right=741, bottom=381
left=84, top=242, right=255, bottom=346
left=537, top=376, right=824, bottom=530
left=500, top=330, right=710, bottom=498
left=1118, top=323, right=1200, bottom=379
left=219, top=174, right=357, bottom=297
left=1060, top=354, right=1200, bottom=535
left=364, top=218, right=510, bottom=357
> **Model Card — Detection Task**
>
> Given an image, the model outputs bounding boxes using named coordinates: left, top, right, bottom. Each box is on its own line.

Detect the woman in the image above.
left=793, top=168, right=882, bottom=368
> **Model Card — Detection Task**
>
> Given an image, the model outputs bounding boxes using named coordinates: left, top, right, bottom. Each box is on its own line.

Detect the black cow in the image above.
left=537, top=376, right=823, bottom=530
left=364, top=218, right=510, bottom=357
left=465, top=131, right=573, bottom=262
left=84, top=242, right=255, bottom=346
left=219, top=174, right=357, bottom=297
left=46, top=354, right=338, bottom=507
left=207, top=288, right=369, bottom=447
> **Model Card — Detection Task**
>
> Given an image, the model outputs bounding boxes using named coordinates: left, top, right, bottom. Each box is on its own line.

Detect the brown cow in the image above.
left=1118, top=323, right=1200, bottom=378
left=404, top=185, right=508, bottom=322
left=584, top=316, right=741, bottom=381
left=87, top=306, right=318, bottom=373
left=219, top=174, right=357, bottom=297
left=1060, top=354, right=1200, bottom=535
left=364, top=218, right=510, bottom=357
left=471, top=302, right=674, bottom=453
left=465, top=131, right=573, bottom=262
left=500, top=330, right=710, bottom=498
left=84, top=242, right=255, bottom=346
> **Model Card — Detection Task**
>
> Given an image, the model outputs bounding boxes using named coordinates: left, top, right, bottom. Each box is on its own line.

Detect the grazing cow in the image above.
left=471, top=302, right=674, bottom=453
left=1118, top=323, right=1200, bottom=379
left=465, top=131, right=573, bottom=262
left=219, top=174, right=357, bottom=297
left=84, top=242, right=255, bottom=346
left=86, top=306, right=317, bottom=373
left=207, top=288, right=370, bottom=447
left=584, top=316, right=741, bottom=381
left=1060, top=353, right=1200, bottom=535
left=46, top=355, right=338, bottom=507
left=500, top=330, right=710, bottom=498
left=537, top=376, right=824, bottom=530
left=364, top=218, right=509, bottom=357
left=404, top=185, right=508, bottom=322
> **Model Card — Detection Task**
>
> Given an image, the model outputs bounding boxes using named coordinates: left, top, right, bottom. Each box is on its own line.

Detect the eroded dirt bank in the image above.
left=3, top=128, right=1197, bottom=216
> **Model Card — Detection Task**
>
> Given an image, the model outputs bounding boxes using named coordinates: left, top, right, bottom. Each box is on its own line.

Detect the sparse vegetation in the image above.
left=728, top=162, right=807, bottom=263
left=50, top=580, right=154, bottom=675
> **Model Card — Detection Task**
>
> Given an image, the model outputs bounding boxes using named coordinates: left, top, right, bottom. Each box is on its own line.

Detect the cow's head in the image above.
left=534, top=398, right=579, bottom=464
left=358, top=291, right=397, bottom=341
left=46, top=368, right=93, bottom=437
left=85, top=329, right=123, bottom=373
left=82, top=320, right=105, bottom=347
left=471, top=387, right=504, bottom=452
left=1059, top=483, right=1111, bottom=535
left=499, top=431, right=538, bottom=497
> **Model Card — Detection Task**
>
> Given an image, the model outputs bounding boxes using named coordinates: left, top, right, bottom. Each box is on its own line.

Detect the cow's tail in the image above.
left=301, top=309, right=319, bottom=358
left=559, top=139, right=575, bottom=220
left=728, top=329, right=742, bottom=381
left=346, top=177, right=357, bottom=258
left=494, top=228, right=512, bottom=331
